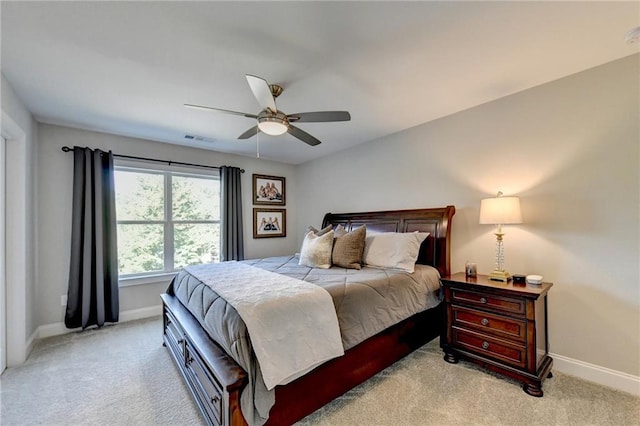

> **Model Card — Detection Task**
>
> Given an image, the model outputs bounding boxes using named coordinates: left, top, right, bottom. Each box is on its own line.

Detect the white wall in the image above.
left=37, top=124, right=297, bottom=326
left=1, top=74, right=38, bottom=365
left=295, top=55, right=640, bottom=379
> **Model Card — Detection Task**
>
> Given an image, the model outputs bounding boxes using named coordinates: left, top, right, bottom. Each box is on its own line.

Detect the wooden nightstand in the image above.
left=441, top=273, right=553, bottom=397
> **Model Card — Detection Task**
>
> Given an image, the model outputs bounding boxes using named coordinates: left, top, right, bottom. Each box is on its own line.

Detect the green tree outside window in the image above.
left=115, top=167, right=220, bottom=276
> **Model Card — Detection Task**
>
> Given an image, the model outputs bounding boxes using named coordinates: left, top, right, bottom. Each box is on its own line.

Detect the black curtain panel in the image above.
left=65, top=146, right=119, bottom=329
left=219, top=166, right=244, bottom=261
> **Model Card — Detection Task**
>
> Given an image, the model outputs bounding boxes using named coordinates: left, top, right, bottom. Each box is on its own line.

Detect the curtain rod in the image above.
left=61, top=146, right=244, bottom=173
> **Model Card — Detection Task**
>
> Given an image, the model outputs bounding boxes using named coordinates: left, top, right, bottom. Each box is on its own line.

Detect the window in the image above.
left=114, top=163, right=220, bottom=278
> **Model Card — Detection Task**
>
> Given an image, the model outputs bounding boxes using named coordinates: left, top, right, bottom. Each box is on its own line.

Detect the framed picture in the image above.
left=253, top=208, right=286, bottom=238
left=253, top=174, right=286, bottom=206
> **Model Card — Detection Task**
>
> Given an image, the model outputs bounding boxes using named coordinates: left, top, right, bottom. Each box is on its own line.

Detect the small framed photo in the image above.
left=253, top=208, right=286, bottom=238
left=253, top=174, right=285, bottom=206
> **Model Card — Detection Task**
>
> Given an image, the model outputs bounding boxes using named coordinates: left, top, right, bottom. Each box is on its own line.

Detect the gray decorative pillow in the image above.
left=306, top=225, right=333, bottom=236
left=332, top=225, right=366, bottom=269
left=333, top=224, right=348, bottom=238
left=299, top=229, right=335, bottom=269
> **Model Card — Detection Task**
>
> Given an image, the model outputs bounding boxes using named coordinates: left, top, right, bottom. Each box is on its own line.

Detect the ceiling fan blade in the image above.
left=238, top=125, right=260, bottom=139
left=184, top=104, right=258, bottom=119
left=246, top=75, right=277, bottom=113
left=287, top=111, right=351, bottom=123
left=288, top=125, right=321, bottom=146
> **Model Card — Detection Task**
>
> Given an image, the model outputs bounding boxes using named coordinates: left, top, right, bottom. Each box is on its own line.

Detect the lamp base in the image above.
left=488, top=270, right=511, bottom=282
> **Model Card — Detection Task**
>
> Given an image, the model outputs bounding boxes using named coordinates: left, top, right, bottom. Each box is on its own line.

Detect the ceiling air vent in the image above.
left=184, top=134, right=215, bottom=143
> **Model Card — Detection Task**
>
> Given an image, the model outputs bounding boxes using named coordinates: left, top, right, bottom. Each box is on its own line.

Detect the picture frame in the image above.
left=253, top=208, right=286, bottom=238
left=253, top=174, right=286, bottom=206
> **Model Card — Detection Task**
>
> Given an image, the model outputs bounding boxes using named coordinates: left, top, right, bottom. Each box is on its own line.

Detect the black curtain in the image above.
left=65, top=146, right=119, bottom=329
left=219, top=166, right=244, bottom=261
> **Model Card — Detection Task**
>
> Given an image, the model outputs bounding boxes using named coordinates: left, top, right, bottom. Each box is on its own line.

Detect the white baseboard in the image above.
left=550, top=352, right=640, bottom=397
left=37, top=305, right=162, bottom=339
left=26, top=328, right=38, bottom=360
left=119, top=305, right=162, bottom=323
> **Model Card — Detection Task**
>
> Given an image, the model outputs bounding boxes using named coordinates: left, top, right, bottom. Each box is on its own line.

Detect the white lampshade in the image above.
left=258, top=119, right=288, bottom=136
left=479, top=195, right=522, bottom=225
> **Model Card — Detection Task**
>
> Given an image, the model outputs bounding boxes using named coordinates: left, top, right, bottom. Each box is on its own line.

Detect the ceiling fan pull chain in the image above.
left=256, top=129, right=260, bottom=159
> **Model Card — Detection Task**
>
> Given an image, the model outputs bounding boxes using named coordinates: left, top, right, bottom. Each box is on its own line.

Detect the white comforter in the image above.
left=185, top=261, right=344, bottom=390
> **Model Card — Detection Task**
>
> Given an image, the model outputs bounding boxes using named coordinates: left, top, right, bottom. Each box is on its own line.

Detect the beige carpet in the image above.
left=1, top=317, right=638, bottom=426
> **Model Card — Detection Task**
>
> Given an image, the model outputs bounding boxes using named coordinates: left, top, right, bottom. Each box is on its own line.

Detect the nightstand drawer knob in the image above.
left=481, top=318, right=489, bottom=326
left=482, top=341, right=490, bottom=350
left=480, top=297, right=487, bottom=304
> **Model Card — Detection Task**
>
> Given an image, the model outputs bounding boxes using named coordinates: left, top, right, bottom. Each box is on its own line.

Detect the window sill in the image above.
left=119, top=272, right=177, bottom=288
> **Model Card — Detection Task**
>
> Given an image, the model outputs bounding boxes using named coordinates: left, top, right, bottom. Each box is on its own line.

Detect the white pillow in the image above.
left=362, top=231, right=429, bottom=273
left=299, top=230, right=335, bottom=269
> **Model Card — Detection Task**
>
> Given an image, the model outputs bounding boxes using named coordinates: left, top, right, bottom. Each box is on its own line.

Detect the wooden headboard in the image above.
left=322, top=205, right=456, bottom=276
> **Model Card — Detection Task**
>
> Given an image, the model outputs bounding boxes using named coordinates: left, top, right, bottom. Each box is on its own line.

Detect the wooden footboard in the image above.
left=162, top=293, right=248, bottom=426
left=162, top=292, right=442, bottom=426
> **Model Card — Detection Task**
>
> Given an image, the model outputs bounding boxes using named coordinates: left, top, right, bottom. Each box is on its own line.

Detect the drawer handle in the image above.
left=211, top=395, right=220, bottom=404
left=482, top=341, right=490, bottom=350
left=481, top=318, right=489, bottom=326
left=480, top=297, right=487, bottom=304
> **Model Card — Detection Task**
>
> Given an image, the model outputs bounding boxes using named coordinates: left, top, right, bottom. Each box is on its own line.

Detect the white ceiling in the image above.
left=2, top=1, right=638, bottom=164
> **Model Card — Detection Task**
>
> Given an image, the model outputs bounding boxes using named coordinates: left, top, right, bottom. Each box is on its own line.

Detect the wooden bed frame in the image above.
left=161, top=205, right=455, bottom=426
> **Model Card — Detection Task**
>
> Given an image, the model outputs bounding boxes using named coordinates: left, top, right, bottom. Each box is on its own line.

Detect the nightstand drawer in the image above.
left=451, top=288, right=525, bottom=316
left=452, top=306, right=526, bottom=342
left=452, top=327, right=526, bottom=369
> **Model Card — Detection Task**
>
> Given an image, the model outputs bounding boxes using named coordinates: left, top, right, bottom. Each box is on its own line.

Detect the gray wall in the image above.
left=36, top=124, right=297, bottom=326
left=1, top=73, right=38, bottom=364
left=16, top=54, right=640, bottom=382
left=294, top=54, right=640, bottom=377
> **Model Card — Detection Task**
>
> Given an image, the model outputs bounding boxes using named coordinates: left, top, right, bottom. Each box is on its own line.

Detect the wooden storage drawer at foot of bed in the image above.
left=452, top=327, right=526, bottom=369
left=185, top=341, right=223, bottom=425
left=164, top=312, right=185, bottom=357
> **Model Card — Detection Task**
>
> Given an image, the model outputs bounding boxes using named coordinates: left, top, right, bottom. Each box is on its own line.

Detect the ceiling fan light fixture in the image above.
left=185, top=74, right=350, bottom=146
left=257, top=111, right=289, bottom=135
left=258, top=119, right=288, bottom=136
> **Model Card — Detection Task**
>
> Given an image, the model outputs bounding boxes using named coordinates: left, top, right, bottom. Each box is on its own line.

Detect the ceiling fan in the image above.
left=185, top=75, right=351, bottom=146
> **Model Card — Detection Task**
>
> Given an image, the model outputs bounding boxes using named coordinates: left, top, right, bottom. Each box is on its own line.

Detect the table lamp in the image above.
left=479, top=191, right=522, bottom=282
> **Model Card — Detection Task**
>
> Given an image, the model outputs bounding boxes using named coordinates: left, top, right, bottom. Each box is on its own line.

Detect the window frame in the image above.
left=114, top=159, right=220, bottom=285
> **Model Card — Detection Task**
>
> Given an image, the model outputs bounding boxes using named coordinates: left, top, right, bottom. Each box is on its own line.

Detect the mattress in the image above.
left=168, top=255, right=442, bottom=425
